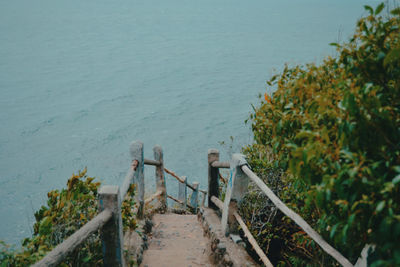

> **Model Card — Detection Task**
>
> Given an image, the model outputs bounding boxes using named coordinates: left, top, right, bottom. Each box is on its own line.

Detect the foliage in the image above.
left=243, top=3, right=400, bottom=266
left=238, top=165, right=332, bottom=266
left=0, top=169, right=137, bottom=266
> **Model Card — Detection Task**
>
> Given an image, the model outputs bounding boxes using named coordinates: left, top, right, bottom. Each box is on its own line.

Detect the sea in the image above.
left=0, top=0, right=380, bottom=245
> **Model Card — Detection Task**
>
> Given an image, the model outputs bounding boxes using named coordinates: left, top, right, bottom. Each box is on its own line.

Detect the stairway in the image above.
left=140, top=214, right=213, bottom=267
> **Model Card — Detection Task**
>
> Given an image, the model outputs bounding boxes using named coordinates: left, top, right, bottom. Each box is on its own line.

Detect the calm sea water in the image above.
left=0, top=0, right=379, bottom=245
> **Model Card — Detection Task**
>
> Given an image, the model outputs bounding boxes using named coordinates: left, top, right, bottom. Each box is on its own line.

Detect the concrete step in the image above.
left=140, top=214, right=213, bottom=267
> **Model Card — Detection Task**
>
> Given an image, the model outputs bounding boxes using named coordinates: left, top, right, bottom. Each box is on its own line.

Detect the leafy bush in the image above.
left=243, top=3, right=400, bottom=266
left=0, top=169, right=137, bottom=266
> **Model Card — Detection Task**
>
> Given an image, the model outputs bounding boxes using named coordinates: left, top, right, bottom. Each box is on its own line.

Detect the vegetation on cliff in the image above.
left=241, top=3, right=400, bottom=266
left=0, top=169, right=137, bottom=266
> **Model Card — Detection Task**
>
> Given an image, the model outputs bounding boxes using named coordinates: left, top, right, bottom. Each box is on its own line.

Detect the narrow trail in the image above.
left=140, top=214, right=213, bottom=267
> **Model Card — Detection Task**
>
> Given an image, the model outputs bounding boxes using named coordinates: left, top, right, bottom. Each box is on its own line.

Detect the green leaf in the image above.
left=364, top=5, right=373, bottom=14
left=342, top=224, right=349, bottom=243
left=348, top=213, right=356, bottom=226
left=39, top=217, right=52, bottom=235
left=393, top=166, right=400, bottom=173
left=83, top=255, right=91, bottom=262
left=384, top=48, right=400, bottom=68
left=391, top=7, right=400, bottom=15
left=375, top=3, right=385, bottom=15
left=392, top=174, right=400, bottom=185
left=330, top=224, right=339, bottom=239
left=326, top=189, right=331, bottom=201
left=376, top=51, right=386, bottom=61
left=376, top=201, right=385, bottom=213
left=295, top=130, right=314, bottom=141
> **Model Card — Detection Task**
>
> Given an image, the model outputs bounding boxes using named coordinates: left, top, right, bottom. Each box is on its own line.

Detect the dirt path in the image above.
left=140, top=214, right=213, bottom=267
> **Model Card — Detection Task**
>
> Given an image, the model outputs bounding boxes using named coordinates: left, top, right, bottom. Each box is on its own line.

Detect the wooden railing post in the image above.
left=130, top=141, right=144, bottom=219
left=178, top=176, right=187, bottom=209
left=208, top=149, right=220, bottom=209
left=221, top=154, right=249, bottom=235
left=201, top=192, right=206, bottom=207
left=99, top=185, right=126, bottom=267
left=190, top=182, right=199, bottom=212
left=154, top=145, right=167, bottom=211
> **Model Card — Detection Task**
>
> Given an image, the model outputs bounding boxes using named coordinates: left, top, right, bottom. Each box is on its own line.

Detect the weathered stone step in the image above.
left=140, top=214, right=213, bottom=267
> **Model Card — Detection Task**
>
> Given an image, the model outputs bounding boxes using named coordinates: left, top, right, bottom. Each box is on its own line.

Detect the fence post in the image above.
left=208, top=149, right=220, bottom=209
left=190, top=182, right=199, bottom=212
left=178, top=176, right=188, bottom=209
left=154, top=145, right=167, bottom=211
left=130, top=141, right=144, bottom=219
left=221, top=154, right=249, bottom=235
left=99, top=185, right=126, bottom=267
left=201, top=192, right=206, bottom=207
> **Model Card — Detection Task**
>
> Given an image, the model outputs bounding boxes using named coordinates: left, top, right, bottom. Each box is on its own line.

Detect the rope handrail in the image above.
left=32, top=209, right=113, bottom=267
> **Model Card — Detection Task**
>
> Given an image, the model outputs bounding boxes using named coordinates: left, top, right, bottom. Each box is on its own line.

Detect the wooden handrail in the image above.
left=211, top=161, right=230, bottom=168
left=145, top=190, right=163, bottom=205
left=167, top=194, right=184, bottom=204
left=164, top=167, right=186, bottom=183
left=32, top=142, right=226, bottom=267
left=241, top=165, right=353, bottom=267
left=167, top=194, right=194, bottom=209
left=211, top=196, right=273, bottom=267
left=212, top=153, right=354, bottom=267
left=164, top=167, right=206, bottom=194
left=120, top=168, right=135, bottom=202
left=144, top=158, right=161, bottom=166
left=33, top=142, right=173, bottom=267
left=32, top=209, right=113, bottom=267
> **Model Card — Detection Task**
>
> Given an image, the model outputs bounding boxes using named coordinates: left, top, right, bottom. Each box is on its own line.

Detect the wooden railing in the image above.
left=163, top=167, right=207, bottom=211
left=32, top=143, right=363, bottom=267
left=33, top=141, right=205, bottom=267
left=207, top=150, right=363, bottom=267
left=33, top=184, right=126, bottom=266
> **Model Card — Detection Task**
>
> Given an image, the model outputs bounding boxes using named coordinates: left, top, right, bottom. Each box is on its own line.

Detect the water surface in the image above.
left=0, top=0, right=379, bottom=244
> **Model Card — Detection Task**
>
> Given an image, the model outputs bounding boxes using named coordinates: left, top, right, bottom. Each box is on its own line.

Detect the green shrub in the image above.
left=243, top=3, right=400, bottom=266
left=0, top=169, right=137, bottom=266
